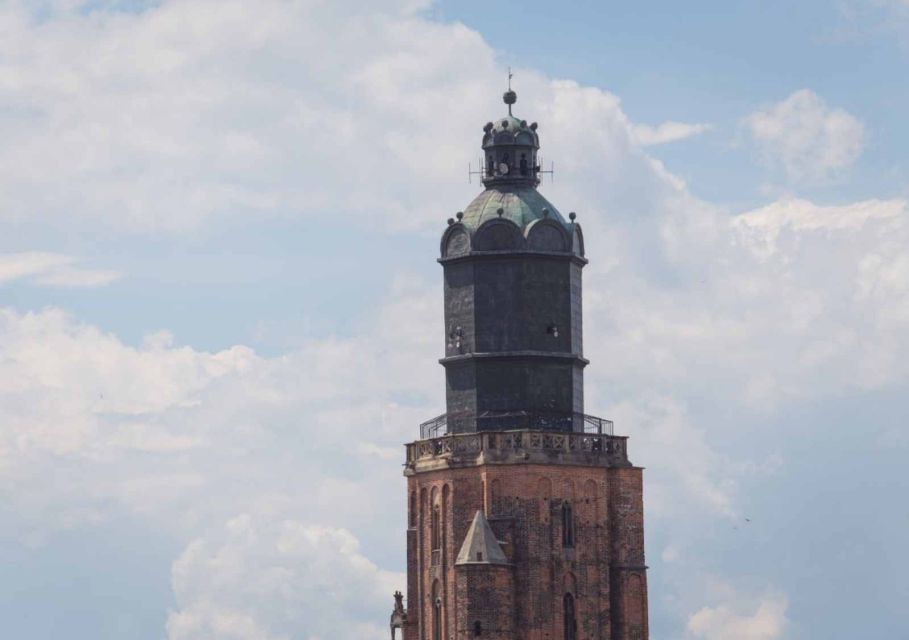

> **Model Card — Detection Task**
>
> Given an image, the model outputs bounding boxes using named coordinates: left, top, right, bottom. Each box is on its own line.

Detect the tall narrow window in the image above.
left=432, top=582, right=442, bottom=640
left=473, top=620, right=482, bottom=636
left=409, top=491, right=416, bottom=528
left=562, top=501, right=574, bottom=548
left=563, top=593, right=577, bottom=640
left=431, top=505, right=441, bottom=550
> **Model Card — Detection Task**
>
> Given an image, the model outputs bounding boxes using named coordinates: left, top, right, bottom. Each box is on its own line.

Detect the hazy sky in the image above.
left=1, top=1, right=908, bottom=638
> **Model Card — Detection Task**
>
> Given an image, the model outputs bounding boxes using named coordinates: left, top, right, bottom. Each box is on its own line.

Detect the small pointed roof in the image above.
left=456, top=511, right=509, bottom=566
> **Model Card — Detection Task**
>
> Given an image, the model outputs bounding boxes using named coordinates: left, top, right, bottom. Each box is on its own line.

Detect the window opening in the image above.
left=432, top=582, right=442, bottom=640
left=562, top=501, right=574, bottom=548
left=432, top=505, right=441, bottom=551
left=564, top=593, right=577, bottom=640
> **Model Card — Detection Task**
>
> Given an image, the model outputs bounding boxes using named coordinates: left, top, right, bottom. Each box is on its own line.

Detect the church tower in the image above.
left=396, top=86, right=649, bottom=640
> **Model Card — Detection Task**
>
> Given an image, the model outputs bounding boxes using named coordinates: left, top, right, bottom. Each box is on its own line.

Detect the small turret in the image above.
left=454, top=511, right=515, bottom=639
left=456, top=511, right=509, bottom=565
left=481, top=89, right=541, bottom=188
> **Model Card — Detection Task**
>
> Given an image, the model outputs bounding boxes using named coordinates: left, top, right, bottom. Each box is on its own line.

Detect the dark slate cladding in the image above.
left=440, top=195, right=586, bottom=433
left=437, top=93, right=589, bottom=434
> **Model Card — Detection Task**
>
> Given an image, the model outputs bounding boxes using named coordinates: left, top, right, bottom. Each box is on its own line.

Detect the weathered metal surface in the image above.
left=460, top=185, right=567, bottom=231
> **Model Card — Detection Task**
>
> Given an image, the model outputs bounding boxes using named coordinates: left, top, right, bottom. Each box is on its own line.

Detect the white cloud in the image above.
left=609, top=396, right=740, bottom=520
left=0, top=252, right=120, bottom=287
left=633, top=121, right=712, bottom=146
left=167, top=514, right=400, bottom=640
left=0, top=1, right=906, bottom=636
left=584, top=194, right=909, bottom=414
left=0, top=0, right=498, bottom=232
left=733, top=197, right=905, bottom=257
left=0, top=273, right=441, bottom=545
left=688, top=591, right=788, bottom=640
left=743, top=89, right=865, bottom=182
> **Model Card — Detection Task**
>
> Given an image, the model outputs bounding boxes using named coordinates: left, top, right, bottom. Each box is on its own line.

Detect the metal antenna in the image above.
left=508, top=68, right=513, bottom=115
left=468, top=157, right=485, bottom=184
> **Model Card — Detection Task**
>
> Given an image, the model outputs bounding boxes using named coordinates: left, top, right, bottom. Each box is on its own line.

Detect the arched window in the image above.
left=431, top=505, right=441, bottom=551
left=432, top=581, right=443, bottom=640
left=562, top=501, right=574, bottom=548
left=409, top=491, right=416, bottom=528
left=473, top=619, right=482, bottom=636
left=563, top=593, right=577, bottom=640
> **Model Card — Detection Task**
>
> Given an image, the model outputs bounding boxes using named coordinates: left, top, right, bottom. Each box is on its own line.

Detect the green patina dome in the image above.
left=461, top=185, right=567, bottom=231
left=486, top=115, right=534, bottom=137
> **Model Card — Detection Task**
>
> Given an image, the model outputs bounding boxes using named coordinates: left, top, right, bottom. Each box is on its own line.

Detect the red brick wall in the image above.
left=405, top=462, right=648, bottom=639
left=455, top=565, right=514, bottom=639
left=607, top=467, right=648, bottom=640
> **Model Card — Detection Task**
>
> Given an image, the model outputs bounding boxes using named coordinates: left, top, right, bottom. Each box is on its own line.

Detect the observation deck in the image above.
left=406, top=411, right=629, bottom=475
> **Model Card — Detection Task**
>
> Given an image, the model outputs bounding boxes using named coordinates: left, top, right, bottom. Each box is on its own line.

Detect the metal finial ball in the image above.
left=503, top=89, right=517, bottom=105
left=569, top=212, right=577, bottom=221
left=456, top=211, right=464, bottom=221
left=447, top=218, right=455, bottom=226
left=542, top=208, right=550, bottom=218
left=497, top=208, right=504, bottom=217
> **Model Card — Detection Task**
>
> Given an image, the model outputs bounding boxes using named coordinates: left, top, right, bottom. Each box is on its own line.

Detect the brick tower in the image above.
left=394, top=86, right=648, bottom=640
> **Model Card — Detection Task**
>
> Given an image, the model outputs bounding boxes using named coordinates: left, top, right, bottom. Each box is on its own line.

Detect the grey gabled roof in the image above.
left=455, top=510, right=509, bottom=566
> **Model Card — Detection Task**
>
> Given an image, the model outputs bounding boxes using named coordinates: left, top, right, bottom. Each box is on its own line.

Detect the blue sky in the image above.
left=1, top=1, right=907, bottom=638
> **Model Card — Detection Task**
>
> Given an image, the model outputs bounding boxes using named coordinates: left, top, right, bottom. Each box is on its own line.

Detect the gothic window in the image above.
left=563, top=593, right=577, bottom=640
left=431, top=505, right=441, bottom=551
left=562, top=501, right=575, bottom=548
left=432, top=581, right=442, bottom=640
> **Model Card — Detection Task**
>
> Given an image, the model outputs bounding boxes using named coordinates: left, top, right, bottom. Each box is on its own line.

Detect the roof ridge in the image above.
left=455, top=510, right=509, bottom=566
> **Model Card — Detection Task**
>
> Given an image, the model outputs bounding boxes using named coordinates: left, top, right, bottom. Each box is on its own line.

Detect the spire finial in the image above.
left=503, top=68, right=517, bottom=116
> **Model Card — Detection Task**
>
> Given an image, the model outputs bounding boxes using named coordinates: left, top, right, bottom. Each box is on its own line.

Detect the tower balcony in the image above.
left=406, top=412, right=630, bottom=474
left=419, top=410, right=613, bottom=440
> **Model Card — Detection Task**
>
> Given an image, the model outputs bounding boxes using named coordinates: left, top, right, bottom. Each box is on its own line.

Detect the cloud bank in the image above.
left=0, top=0, right=906, bottom=638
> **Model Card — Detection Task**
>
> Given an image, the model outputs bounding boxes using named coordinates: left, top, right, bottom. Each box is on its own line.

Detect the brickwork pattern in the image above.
left=404, top=453, right=648, bottom=640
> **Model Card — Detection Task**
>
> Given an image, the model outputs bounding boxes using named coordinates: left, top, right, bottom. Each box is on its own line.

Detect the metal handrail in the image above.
left=419, top=411, right=614, bottom=440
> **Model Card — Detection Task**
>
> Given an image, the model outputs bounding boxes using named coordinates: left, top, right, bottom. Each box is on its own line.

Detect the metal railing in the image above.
left=420, top=413, right=448, bottom=440
left=419, top=411, right=614, bottom=440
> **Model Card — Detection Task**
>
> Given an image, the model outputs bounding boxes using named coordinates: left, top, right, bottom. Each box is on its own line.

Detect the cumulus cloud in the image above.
left=0, top=252, right=120, bottom=287
left=743, top=89, right=865, bottom=182
left=688, top=591, right=788, bottom=640
left=584, top=194, right=909, bottom=414
left=0, top=0, right=495, bottom=232
left=0, top=272, right=440, bottom=546
left=633, top=121, right=712, bottom=146
left=0, top=0, right=906, bottom=637
left=167, top=514, right=401, bottom=640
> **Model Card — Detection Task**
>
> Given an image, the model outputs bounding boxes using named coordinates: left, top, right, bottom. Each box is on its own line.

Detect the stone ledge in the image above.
left=404, top=429, right=632, bottom=475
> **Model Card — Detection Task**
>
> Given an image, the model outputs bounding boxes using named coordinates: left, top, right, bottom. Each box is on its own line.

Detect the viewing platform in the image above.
left=419, top=411, right=614, bottom=439
left=406, top=413, right=630, bottom=474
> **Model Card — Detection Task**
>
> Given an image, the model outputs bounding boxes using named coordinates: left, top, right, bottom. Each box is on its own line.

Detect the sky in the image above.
left=1, top=0, right=908, bottom=638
